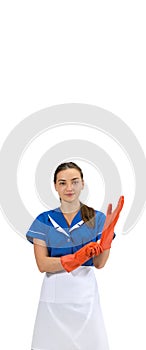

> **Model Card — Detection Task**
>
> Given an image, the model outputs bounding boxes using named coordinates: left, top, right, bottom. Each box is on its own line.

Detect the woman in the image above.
left=26, top=161, right=124, bottom=350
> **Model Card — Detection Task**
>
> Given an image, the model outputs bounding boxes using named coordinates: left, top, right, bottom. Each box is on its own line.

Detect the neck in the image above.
left=60, top=200, right=81, bottom=214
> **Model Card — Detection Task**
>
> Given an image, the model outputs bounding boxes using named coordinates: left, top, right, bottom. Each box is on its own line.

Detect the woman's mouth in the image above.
left=65, top=193, right=74, bottom=196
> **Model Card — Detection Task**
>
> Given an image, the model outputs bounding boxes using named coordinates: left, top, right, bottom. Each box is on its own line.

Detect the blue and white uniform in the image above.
left=26, top=208, right=111, bottom=350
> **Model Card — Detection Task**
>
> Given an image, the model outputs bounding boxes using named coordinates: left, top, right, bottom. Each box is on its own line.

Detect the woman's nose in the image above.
left=66, top=182, right=73, bottom=190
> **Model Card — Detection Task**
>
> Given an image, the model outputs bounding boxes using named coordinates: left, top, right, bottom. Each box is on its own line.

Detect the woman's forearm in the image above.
left=93, top=249, right=110, bottom=269
left=33, top=239, right=65, bottom=273
left=37, top=251, right=110, bottom=273
left=37, top=256, right=65, bottom=273
left=34, top=237, right=110, bottom=273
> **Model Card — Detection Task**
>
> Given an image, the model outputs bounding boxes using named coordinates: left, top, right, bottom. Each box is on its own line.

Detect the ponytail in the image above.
left=80, top=202, right=95, bottom=228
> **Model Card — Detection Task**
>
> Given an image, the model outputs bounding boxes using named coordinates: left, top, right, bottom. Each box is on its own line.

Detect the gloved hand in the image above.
left=100, top=195, right=124, bottom=250
left=61, top=196, right=124, bottom=273
left=60, top=241, right=102, bottom=273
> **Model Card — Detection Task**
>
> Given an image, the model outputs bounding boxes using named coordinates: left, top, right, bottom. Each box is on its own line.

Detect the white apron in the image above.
left=31, top=266, right=109, bottom=350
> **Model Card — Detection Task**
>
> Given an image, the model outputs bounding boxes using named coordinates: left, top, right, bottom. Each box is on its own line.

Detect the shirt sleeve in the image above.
left=26, top=213, right=49, bottom=244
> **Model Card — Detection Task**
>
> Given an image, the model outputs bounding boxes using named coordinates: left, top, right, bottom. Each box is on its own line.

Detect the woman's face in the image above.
left=54, top=168, right=84, bottom=203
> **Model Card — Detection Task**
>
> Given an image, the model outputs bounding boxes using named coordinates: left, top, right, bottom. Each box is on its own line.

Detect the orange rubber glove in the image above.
left=60, top=241, right=102, bottom=273
left=99, top=195, right=124, bottom=250
left=61, top=196, right=124, bottom=273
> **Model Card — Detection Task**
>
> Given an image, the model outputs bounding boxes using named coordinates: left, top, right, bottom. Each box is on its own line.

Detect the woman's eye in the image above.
left=59, top=180, right=79, bottom=186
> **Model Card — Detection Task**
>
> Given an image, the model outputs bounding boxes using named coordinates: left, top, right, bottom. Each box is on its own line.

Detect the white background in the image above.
left=0, top=1, right=146, bottom=349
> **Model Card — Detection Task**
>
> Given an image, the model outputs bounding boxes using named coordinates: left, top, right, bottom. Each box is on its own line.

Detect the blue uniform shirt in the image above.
left=26, top=207, right=113, bottom=267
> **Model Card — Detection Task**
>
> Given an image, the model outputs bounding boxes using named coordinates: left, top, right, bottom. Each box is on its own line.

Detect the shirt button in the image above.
left=67, top=238, right=71, bottom=242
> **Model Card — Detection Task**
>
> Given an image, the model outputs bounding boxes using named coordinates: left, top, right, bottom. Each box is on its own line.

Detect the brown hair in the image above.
left=54, top=162, right=95, bottom=228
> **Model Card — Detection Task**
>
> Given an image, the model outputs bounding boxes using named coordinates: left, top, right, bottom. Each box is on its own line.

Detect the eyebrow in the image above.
left=58, top=177, right=80, bottom=182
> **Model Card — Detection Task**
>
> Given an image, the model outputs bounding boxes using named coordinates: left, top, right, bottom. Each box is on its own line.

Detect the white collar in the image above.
left=48, top=214, right=84, bottom=237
